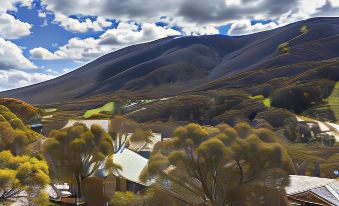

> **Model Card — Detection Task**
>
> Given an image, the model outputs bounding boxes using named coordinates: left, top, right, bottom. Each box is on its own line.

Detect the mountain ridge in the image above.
left=1, top=17, right=339, bottom=104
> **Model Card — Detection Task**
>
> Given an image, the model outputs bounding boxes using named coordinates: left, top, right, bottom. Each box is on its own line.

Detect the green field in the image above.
left=83, top=102, right=115, bottom=119
left=250, top=95, right=271, bottom=108
left=326, top=82, right=339, bottom=121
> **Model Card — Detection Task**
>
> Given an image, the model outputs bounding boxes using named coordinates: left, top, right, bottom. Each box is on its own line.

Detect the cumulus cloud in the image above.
left=30, top=22, right=181, bottom=62
left=41, top=0, right=339, bottom=36
left=0, top=69, right=55, bottom=91
left=228, top=21, right=278, bottom=36
left=99, top=22, right=180, bottom=45
left=53, top=13, right=112, bottom=32
left=0, top=38, right=37, bottom=70
left=30, top=47, right=59, bottom=60
left=38, top=10, right=47, bottom=18
left=0, top=0, right=33, bottom=13
left=30, top=37, right=107, bottom=62
left=0, top=12, right=32, bottom=40
left=0, top=1, right=33, bottom=40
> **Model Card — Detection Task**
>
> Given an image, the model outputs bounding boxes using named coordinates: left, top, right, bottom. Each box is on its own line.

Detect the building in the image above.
left=64, top=119, right=163, bottom=158
left=96, top=147, right=152, bottom=195
left=126, top=133, right=163, bottom=158
left=64, top=119, right=110, bottom=131
left=286, top=175, right=339, bottom=206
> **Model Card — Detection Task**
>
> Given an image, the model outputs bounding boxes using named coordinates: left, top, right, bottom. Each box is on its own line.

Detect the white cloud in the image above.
left=30, top=47, right=59, bottom=60
left=0, top=0, right=32, bottom=13
left=0, top=13, right=32, bottom=39
left=0, top=37, right=37, bottom=70
left=228, top=21, right=278, bottom=36
left=53, top=13, right=112, bottom=32
left=62, top=68, right=73, bottom=74
left=46, top=68, right=59, bottom=75
left=41, top=19, right=48, bottom=27
left=99, top=22, right=180, bottom=45
left=159, top=16, right=220, bottom=35
left=30, top=22, right=181, bottom=62
left=329, top=0, right=339, bottom=7
left=31, top=37, right=107, bottom=61
left=38, top=10, right=47, bottom=18
left=41, top=0, right=339, bottom=37
left=0, top=69, right=55, bottom=91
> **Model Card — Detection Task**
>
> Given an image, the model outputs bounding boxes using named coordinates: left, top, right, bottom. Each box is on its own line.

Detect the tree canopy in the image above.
left=109, top=115, right=145, bottom=153
left=0, top=150, right=50, bottom=206
left=0, top=105, right=42, bottom=155
left=0, top=98, right=40, bottom=124
left=42, top=123, right=113, bottom=198
left=141, top=123, right=295, bottom=206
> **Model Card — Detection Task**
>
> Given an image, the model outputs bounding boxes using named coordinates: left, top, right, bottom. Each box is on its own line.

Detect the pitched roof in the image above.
left=127, top=133, right=162, bottom=152
left=286, top=175, right=339, bottom=205
left=311, top=182, right=339, bottom=205
left=113, top=148, right=150, bottom=186
left=64, top=119, right=110, bottom=131
left=286, top=175, right=337, bottom=195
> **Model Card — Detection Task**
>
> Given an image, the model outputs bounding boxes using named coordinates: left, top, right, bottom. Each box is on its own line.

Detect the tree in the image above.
left=278, top=42, right=289, bottom=54
left=109, top=115, right=139, bottom=153
left=109, top=115, right=152, bottom=153
left=128, top=128, right=154, bottom=152
left=0, top=150, right=50, bottom=205
left=0, top=98, right=40, bottom=124
left=300, top=25, right=308, bottom=34
left=0, top=105, right=42, bottom=155
left=42, top=123, right=113, bottom=198
left=141, top=123, right=295, bottom=206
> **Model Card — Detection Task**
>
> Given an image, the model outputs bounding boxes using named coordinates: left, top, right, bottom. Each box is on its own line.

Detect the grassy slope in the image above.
left=302, top=82, right=339, bottom=123
left=250, top=95, right=271, bottom=108
left=327, top=82, right=339, bottom=122
left=83, top=102, right=115, bottom=119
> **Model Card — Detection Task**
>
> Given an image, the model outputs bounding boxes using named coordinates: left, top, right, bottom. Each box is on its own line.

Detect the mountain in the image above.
left=1, top=17, right=339, bottom=104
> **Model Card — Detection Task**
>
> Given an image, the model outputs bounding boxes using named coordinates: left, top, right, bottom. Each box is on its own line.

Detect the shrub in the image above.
left=271, top=81, right=334, bottom=114
left=300, top=25, right=309, bottom=34
left=278, top=42, right=289, bottom=54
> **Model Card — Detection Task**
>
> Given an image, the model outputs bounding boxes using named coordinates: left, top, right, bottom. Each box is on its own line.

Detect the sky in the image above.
left=0, top=0, right=338, bottom=91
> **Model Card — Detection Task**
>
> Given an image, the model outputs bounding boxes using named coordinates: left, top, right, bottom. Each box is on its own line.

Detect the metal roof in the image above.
left=112, top=148, right=150, bottom=186
left=64, top=119, right=110, bottom=131
left=286, top=175, right=339, bottom=205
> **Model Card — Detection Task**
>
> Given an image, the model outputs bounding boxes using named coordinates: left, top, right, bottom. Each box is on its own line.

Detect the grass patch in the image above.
left=83, top=102, right=115, bottom=119
left=302, top=82, right=339, bottom=123
left=42, top=108, right=57, bottom=113
left=250, top=95, right=271, bottom=108
left=326, top=82, right=339, bottom=121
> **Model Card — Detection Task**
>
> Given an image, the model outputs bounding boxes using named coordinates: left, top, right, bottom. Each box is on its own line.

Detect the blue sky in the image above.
left=0, top=0, right=337, bottom=91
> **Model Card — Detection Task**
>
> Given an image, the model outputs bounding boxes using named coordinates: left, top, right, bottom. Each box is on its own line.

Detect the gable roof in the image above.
left=64, top=119, right=110, bottom=131
left=112, top=148, right=150, bottom=186
left=286, top=175, right=339, bottom=205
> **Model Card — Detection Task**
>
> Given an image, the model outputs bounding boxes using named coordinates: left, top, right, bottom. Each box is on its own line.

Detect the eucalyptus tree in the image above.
left=0, top=151, right=50, bottom=206
left=141, top=123, right=295, bottom=206
left=0, top=105, right=42, bottom=155
left=42, top=123, right=113, bottom=198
